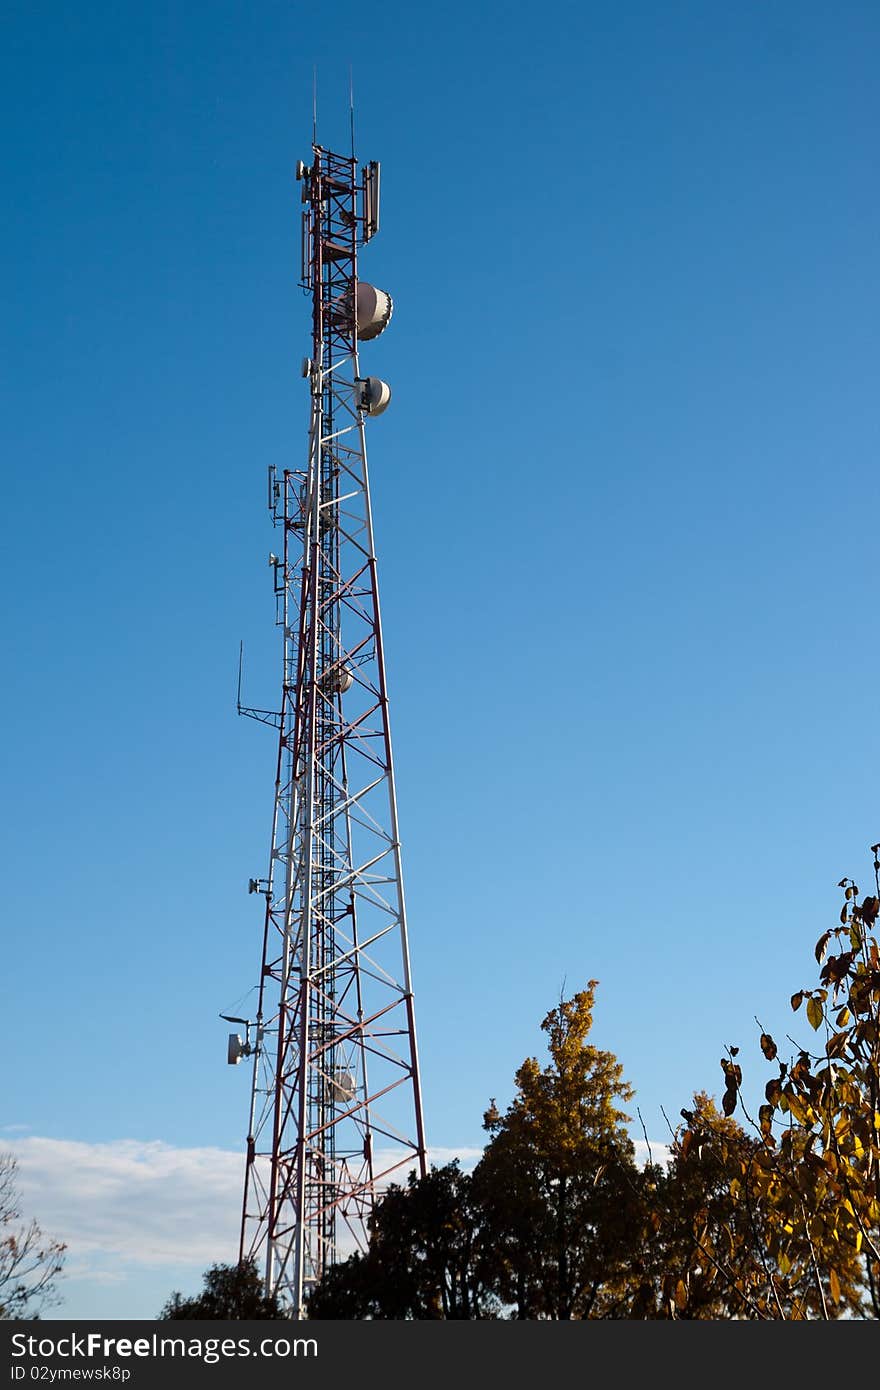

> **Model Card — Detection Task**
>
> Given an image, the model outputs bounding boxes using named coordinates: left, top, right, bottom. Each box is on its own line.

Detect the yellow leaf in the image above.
left=674, top=1279, right=687, bottom=1311
left=806, top=996, right=824, bottom=1030
left=829, top=1268, right=840, bottom=1304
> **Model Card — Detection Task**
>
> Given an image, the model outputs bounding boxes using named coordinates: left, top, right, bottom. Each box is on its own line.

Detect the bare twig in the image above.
left=798, top=1199, right=829, bottom=1320
left=636, top=1108, right=654, bottom=1169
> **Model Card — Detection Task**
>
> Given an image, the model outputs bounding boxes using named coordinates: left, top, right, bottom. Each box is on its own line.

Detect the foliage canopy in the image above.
left=158, top=1257, right=282, bottom=1320
left=200, top=851, right=880, bottom=1320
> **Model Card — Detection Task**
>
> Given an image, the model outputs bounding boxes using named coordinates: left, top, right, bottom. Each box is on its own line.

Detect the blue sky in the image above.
left=2, top=0, right=879, bottom=1318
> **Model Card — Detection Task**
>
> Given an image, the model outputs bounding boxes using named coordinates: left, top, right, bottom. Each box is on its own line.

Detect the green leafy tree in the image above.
left=473, top=983, right=645, bottom=1318
left=158, top=1257, right=283, bottom=1319
left=302, top=1250, right=374, bottom=1319
left=0, top=1153, right=66, bottom=1319
left=307, top=1162, right=497, bottom=1319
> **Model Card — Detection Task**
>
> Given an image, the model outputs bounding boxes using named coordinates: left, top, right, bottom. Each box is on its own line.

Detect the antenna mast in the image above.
left=230, top=132, right=427, bottom=1318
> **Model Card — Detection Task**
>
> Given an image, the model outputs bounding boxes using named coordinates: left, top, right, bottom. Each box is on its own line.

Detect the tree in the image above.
left=308, top=984, right=679, bottom=1320
left=307, top=1162, right=497, bottom=1319
left=303, top=1249, right=374, bottom=1319
left=674, top=860, right=880, bottom=1318
left=158, top=1258, right=283, bottom=1319
left=306, top=933, right=880, bottom=1321
left=473, top=983, right=646, bottom=1318
left=634, top=1093, right=793, bottom=1318
left=0, top=1152, right=66, bottom=1319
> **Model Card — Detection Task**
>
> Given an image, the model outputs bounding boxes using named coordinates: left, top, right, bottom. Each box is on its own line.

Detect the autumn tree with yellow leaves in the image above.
left=675, top=853, right=880, bottom=1317
left=305, top=849, right=880, bottom=1319
left=473, top=984, right=645, bottom=1318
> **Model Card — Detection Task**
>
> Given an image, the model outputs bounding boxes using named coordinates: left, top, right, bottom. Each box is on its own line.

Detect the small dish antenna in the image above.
left=220, top=1014, right=260, bottom=1065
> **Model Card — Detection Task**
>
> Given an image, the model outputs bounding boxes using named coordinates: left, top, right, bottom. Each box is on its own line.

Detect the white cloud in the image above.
left=4, top=1137, right=486, bottom=1277
left=633, top=1139, right=673, bottom=1168
left=7, top=1137, right=243, bottom=1270
left=426, top=1145, right=484, bottom=1170
left=2, top=1133, right=670, bottom=1318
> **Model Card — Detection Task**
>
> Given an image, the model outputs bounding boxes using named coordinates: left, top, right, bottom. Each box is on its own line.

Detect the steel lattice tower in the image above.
left=230, top=138, right=427, bottom=1317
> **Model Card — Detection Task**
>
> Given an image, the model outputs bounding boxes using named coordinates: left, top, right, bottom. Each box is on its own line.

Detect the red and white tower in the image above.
left=228, top=137, right=427, bottom=1317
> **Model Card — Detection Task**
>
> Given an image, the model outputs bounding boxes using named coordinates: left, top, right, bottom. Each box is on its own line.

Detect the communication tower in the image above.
left=228, top=135, right=427, bottom=1317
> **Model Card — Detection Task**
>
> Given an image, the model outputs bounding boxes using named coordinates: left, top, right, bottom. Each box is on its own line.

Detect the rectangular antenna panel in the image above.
left=300, top=210, right=312, bottom=287
left=362, top=161, right=380, bottom=241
